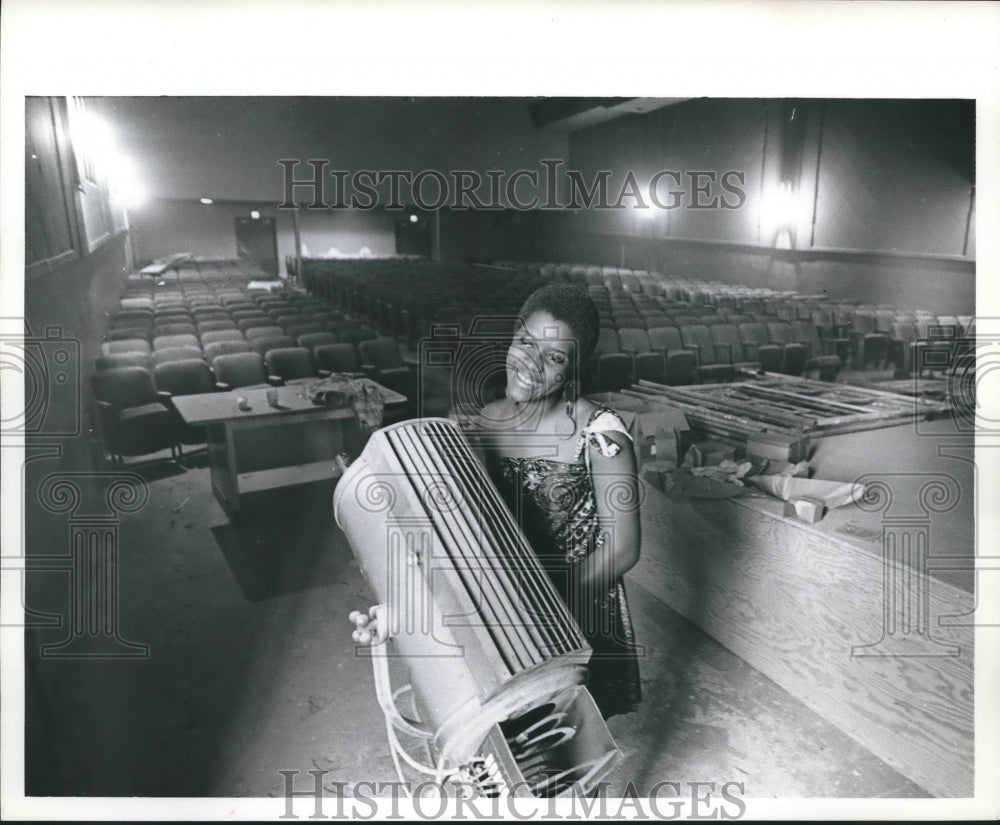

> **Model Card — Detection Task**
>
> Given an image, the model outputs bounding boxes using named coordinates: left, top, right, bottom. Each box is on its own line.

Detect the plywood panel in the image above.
left=632, top=489, right=973, bottom=797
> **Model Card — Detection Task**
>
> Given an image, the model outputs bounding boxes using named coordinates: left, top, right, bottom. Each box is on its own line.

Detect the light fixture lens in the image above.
left=251, top=210, right=260, bottom=219
left=200, top=198, right=213, bottom=205
left=409, top=214, right=418, bottom=223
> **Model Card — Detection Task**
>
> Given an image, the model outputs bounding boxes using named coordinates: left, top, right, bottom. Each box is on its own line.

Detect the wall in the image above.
left=529, top=98, right=975, bottom=315
left=87, top=97, right=570, bottom=205
left=23, top=232, right=130, bottom=451
left=131, top=199, right=401, bottom=275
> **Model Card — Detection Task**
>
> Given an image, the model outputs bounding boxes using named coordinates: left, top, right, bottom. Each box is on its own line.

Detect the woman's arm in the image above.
left=576, top=432, right=642, bottom=595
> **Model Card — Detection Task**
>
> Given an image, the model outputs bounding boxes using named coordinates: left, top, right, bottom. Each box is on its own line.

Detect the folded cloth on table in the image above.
left=306, top=375, right=385, bottom=429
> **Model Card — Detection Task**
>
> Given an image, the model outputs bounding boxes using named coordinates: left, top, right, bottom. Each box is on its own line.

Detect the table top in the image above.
left=172, top=379, right=405, bottom=426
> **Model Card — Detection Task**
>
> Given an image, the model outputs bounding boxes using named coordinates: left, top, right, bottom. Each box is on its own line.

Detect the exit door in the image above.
left=235, top=215, right=278, bottom=277
left=394, top=216, right=431, bottom=258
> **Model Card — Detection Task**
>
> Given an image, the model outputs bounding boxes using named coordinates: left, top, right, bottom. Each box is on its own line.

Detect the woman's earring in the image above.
left=564, top=381, right=576, bottom=419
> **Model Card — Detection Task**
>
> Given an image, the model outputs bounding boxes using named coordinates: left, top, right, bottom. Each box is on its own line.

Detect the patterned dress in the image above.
left=492, top=408, right=642, bottom=719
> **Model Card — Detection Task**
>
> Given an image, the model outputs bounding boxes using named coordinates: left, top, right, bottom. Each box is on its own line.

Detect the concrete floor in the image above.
left=25, top=443, right=930, bottom=800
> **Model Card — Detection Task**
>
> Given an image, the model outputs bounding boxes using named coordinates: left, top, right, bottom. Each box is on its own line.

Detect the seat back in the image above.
left=91, top=366, right=158, bottom=408
left=202, top=340, right=253, bottom=362
left=597, top=353, right=634, bottom=393
left=766, top=321, right=795, bottom=345
left=596, top=327, right=621, bottom=355
left=709, top=324, right=744, bottom=362
left=679, top=324, right=719, bottom=366
left=891, top=321, right=918, bottom=343
left=234, top=314, right=270, bottom=329
left=792, top=321, right=822, bottom=354
left=153, top=359, right=215, bottom=396
left=244, top=325, right=285, bottom=342
left=314, top=343, right=361, bottom=374
left=297, top=332, right=339, bottom=353
left=647, top=325, right=682, bottom=354
left=101, top=338, right=152, bottom=356
left=359, top=337, right=404, bottom=370
left=151, top=346, right=205, bottom=367
left=616, top=328, right=651, bottom=354
left=338, top=327, right=378, bottom=347
left=251, top=335, right=296, bottom=356
left=196, top=319, right=238, bottom=334
left=200, top=329, right=245, bottom=346
left=265, top=347, right=315, bottom=381
left=154, top=322, right=198, bottom=338
left=211, top=352, right=267, bottom=389
left=95, top=352, right=149, bottom=371
left=153, top=334, right=200, bottom=351
left=634, top=351, right=665, bottom=384
left=284, top=322, right=324, bottom=340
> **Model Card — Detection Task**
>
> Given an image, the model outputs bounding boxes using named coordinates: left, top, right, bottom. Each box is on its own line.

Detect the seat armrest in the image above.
left=360, top=363, right=377, bottom=373
left=317, top=369, right=332, bottom=378
left=682, top=343, right=701, bottom=366
left=621, top=347, right=637, bottom=357
left=215, top=381, right=231, bottom=392
left=715, top=342, right=733, bottom=363
left=156, top=390, right=172, bottom=401
left=267, top=375, right=285, bottom=386
left=402, top=357, right=420, bottom=370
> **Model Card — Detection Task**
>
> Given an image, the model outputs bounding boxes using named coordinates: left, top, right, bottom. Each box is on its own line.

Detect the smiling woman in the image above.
left=477, top=284, right=643, bottom=720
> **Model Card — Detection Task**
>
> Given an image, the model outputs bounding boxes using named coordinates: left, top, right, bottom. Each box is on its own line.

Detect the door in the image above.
left=235, top=215, right=278, bottom=277
left=394, top=216, right=431, bottom=258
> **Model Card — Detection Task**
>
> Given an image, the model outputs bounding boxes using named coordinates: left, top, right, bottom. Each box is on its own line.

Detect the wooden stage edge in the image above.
left=632, top=484, right=974, bottom=798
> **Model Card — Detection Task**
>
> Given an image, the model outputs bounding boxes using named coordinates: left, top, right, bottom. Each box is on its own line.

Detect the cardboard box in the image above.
left=746, top=431, right=810, bottom=463
left=783, top=496, right=827, bottom=523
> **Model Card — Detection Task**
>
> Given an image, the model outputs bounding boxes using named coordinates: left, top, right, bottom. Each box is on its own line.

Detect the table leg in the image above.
left=207, top=422, right=240, bottom=520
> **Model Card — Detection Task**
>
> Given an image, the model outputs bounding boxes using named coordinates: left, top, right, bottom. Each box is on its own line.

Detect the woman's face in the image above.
left=506, top=310, right=577, bottom=404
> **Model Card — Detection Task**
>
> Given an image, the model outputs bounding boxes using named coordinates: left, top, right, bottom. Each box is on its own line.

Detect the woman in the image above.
left=476, top=284, right=642, bottom=719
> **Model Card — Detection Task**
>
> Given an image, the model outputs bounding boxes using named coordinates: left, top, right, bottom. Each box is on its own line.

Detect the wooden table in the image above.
left=172, top=380, right=405, bottom=521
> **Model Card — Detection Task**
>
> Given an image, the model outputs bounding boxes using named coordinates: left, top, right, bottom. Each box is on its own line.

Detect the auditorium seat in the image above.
left=597, top=352, right=634, bottom=393
left=154, top=322, right=198, bottom=338
left=196, top=319, right=238, bottom=335
left=150, top=346, right=205, bottom=367
left=95, top=352, right=150, bottom=371
left=314, top=343, right=363, bottom=376
left=338, top=327, right=378, bottom=348
left=617, top=328, right=651, bottom=356
left=200, top=329, right=245, bottom=347
left=265, top=347, right=316, bottom=384
left=153, top=359, right=216, bottom=457
left=211, top=352, right=271, bottom=391
left=765, top=322, right=809, bottom=376
left=153, top=330, right=200, bottom=350
left=791, top=321, right=842, bottom=382
left=679, top=324, right=734, bottom=382
left=244, top=325, right=286, bottom=343
left=202, top=340, right=252, bottom=362
left=91, top=367, right=177, bottom=465
left=358, top=337, right=415, bottom=400
left=634, top=351, right=666, bottom=385
left=101, top=338, right=151, bottom=356
left=251, top=335, right=297, bottom=357
left=737, top=323, right=782, bottom=373
left=297, top=332, right=339, bottom=355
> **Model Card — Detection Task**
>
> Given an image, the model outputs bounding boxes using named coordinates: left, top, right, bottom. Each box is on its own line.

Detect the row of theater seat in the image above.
left=94, top=261, right=421, bottom=464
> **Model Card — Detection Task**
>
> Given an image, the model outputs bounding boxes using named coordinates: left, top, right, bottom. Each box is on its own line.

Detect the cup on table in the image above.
left=236, top=395, right=251, bottom=411
left=266, top=388, right=279, bottom=408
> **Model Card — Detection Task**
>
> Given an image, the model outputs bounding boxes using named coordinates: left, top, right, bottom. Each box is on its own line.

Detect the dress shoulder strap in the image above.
left=575, top=407, right=632, bottom=461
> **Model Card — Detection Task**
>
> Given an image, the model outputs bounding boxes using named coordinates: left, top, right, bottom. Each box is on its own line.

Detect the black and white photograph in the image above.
left=2, top=2, right=999, bottom=821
